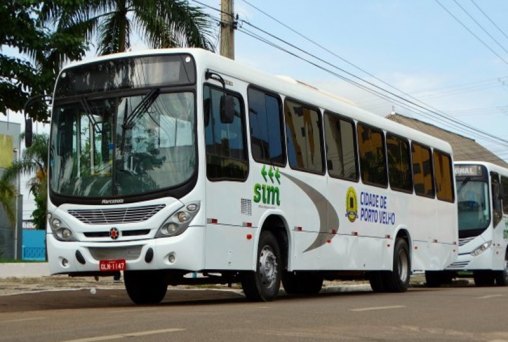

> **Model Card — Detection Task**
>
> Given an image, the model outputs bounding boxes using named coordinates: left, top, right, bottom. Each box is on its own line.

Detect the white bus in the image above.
left=427, top=161, right=508, bottom=286
left=45, top=48, right=457, bottom=304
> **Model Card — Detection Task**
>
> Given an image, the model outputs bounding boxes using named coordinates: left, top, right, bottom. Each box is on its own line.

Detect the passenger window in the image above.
left=387, top=134, right=412, bottom=192
left=357, top=123, right=387, bottom=187
left=411, top=142, right=434, bottom=197
left=502, top=176, right=508, bottom=214
left=492, top=173, right=503, bottom=226
left=284, top=99, right=324, bottom=174
left=324, top=111, right=358, bottom=181
left=248, top=87, right=285, bottom=165
left=433, top=150, right=454, bottom=202
left=204, top=85, right=248, bottom=181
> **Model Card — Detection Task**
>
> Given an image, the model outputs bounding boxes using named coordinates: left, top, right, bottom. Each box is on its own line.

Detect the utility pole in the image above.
left=220, top=0, right=235, bottom=59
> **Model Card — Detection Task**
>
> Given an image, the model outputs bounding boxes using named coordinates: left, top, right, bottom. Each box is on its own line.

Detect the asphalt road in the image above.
left=2, top=280, right=508, bottom=341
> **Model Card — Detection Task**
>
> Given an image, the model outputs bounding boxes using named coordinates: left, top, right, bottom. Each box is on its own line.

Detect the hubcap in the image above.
left=398, top=249, right=409, bottom=282
left=259, top=245, right=278, bottom=288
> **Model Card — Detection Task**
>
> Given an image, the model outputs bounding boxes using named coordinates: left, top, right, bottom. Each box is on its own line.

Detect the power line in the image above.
left=238, top=24, right=508, bottom=147
left=237, top=4, right=508, bottom=146
left=470, top=0, right=508, bottom=42
left=194, top=0, right=508, bottom=147
left=434, top=0, right=508, bottom=65
left=452, top=0, right=508, bottom=54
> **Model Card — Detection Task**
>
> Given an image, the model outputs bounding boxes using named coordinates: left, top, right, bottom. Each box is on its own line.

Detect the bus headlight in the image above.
left=48, top=213, right=75, bottom=242
left=471, top=241, right=492, bottom=257
left=156, top=201, right=200, bottom=238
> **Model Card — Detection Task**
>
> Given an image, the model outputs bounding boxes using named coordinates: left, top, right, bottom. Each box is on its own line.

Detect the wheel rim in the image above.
left=259, top=245, right=278, bottom=288
left=398, top=249, right=409, bottom=283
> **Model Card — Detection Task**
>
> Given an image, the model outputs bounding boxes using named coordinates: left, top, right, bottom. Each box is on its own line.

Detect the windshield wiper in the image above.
left=123, top=88, right=160, bottom=129
left=457, top=176, right=471, bottom=193
left=80, top=97, right=102, bottom=134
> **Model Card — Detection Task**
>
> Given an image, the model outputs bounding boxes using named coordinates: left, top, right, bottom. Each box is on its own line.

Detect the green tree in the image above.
left=0, top=0, right=88, bottom=122
left=3, top=134, right=48, bottom=230
left=42, top=0, right=216, bottom=56
left=0, top=174, right=16, bottom=227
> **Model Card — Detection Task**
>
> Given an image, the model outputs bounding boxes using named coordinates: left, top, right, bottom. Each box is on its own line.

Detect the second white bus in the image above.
left=427, top=161, right=508, bottom=286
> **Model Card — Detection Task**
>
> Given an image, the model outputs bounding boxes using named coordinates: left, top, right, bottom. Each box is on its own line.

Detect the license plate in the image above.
left=99, top=259, right=126, bottom=272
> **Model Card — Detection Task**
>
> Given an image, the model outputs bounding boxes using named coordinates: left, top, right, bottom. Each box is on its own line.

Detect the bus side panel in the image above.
left=430, top=200, right=458, bottom=270
left=203, top=225, right=257, bottom=270
left=203, top=180, right=257, bottom=270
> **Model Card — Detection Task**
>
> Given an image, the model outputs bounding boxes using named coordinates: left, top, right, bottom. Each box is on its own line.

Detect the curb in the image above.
left=0, top=263, right=50, bottom=278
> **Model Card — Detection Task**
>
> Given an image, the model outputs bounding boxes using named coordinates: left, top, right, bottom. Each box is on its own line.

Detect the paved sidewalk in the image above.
left=0, top=262, right=50, bottom=278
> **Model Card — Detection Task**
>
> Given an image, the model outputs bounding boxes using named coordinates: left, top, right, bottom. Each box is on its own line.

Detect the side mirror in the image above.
left=25, top=117, right=33, bottom=148
left=23, top=94, right=52, bottom=148
left=220, top=95, right=235, bottom=124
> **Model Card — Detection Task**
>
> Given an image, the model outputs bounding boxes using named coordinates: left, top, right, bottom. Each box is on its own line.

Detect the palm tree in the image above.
left=0, top=174, right=16, bottom=226
left=3, top=134, right=48, bottom=230
left=42, top=0, right=216, bottom=56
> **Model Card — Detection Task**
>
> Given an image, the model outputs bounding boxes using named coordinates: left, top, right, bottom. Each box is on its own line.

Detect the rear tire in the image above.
left=241, top=231, right=282, bottom=301
left=124, top=270, right=167, bottom=305
left=384, top=238, right=410, bottom=292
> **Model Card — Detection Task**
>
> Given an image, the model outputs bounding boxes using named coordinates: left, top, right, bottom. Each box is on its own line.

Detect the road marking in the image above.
left=351, top=305, right=406, bottom=312
left=0, top=317, right=45, bottom=324
left=476, top=294, right=504, bottom=300
left=61, top=328, right=185, bottom=342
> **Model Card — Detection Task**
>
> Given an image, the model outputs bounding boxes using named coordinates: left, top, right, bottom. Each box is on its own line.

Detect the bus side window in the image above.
left=324, top=111, right=358, bottom=181
left=411, top=142, right=435, bottom=198
left=357, top=123, right=387, bottom=187
left=203, top=84, right=248, bottom=181
left=502, top=176, right=508, bottom=214
left=247, top=87, right=286, bottom=166
left=387, top=133, right=412, bottom=192
left=433, top=150, right=454, bottom=202
left=491, top=173, right=503, bottom=227
left=284, top=99, right=324, bottom=174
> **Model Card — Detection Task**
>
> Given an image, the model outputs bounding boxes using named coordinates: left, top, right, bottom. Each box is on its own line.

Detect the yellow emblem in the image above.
left=345, top=187, right=358, bottom=223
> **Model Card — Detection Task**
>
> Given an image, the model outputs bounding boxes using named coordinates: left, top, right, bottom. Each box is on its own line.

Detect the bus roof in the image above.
left=60, top=48, right=453, bottom=154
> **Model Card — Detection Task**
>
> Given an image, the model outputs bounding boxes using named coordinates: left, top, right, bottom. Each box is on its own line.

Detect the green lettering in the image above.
left=273, top=186, right=280, bottom=205
left=253, top=183, right=261, bottom=203
left=262, top=184, right=268, bottom=204
left=254, top=183, right=281, bottom=206
left=266, top=185, right=274, bottom=205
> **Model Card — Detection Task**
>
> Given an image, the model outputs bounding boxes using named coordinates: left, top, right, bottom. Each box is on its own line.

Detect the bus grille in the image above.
left=89, top=246, right=142, bottom=261
left=68, top=204, right=166, bottom=224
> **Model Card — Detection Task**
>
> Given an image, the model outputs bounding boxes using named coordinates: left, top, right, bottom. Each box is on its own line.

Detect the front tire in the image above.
left=474, top=270, right=495, bottom=286
left=495, top=253, right=508, bottom=286
left=241, top=231, right=282, bottom=301
left=124, top=270, right=168, bottom=305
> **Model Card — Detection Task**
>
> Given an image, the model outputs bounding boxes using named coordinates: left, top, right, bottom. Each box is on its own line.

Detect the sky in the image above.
left=2, top=0, right=508, bottom=220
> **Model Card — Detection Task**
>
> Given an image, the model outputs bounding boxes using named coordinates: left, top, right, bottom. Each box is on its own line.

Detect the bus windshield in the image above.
left=456, top=178, right=491, bottom=233
left=49, top=91, right=196, bottom=198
